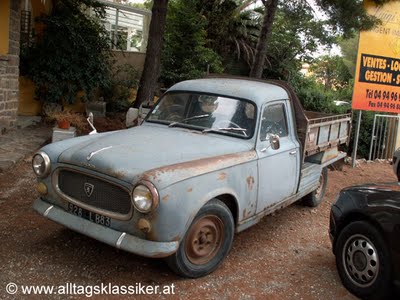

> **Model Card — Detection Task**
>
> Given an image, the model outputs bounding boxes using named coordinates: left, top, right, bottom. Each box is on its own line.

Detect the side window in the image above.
left=260, top=103, right=288, bottom=141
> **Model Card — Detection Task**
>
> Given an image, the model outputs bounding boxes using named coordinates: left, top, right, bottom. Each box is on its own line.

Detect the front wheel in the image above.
left=396, top=164, right=400, bottom=182
left=335, top=221, right=393, bottom=300
left=303, top=167, right=328, bottom=207
left=166, top=199, right=234, bottom=278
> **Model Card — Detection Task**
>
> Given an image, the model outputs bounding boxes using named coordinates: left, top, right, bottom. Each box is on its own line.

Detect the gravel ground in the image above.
left=0, top=159, right=396, bottom=299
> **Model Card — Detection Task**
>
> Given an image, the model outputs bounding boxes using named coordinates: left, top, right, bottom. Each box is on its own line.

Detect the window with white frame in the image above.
left=99, top=1, right=151, bottom=52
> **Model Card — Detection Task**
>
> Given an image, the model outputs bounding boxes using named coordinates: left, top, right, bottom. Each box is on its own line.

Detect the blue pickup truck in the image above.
left=32, top=77, right=351, bottom=278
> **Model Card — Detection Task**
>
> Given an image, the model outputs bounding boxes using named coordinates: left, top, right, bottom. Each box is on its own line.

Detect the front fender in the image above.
left=144, top=160, right=258, bottom=243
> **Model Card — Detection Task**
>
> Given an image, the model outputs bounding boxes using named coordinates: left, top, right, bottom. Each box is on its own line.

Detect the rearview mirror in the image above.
left=267, top=133, right=280, bottom=150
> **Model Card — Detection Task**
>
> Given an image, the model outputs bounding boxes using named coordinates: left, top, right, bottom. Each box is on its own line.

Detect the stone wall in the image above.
left=0, top=0, right=20, bottom=133
left=112, top=50, right=146, bottom=73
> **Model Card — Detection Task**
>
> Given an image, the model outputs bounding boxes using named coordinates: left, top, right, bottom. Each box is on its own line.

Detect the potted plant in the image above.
left=47, top=111, right=88, bottom=134
left=47, top=111, right=71, bottom=129
left=56, top=116, right=71, bottom=129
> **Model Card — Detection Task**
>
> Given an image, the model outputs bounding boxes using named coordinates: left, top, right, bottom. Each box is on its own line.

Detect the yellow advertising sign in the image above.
left=353, top=0, right=400, bottom=112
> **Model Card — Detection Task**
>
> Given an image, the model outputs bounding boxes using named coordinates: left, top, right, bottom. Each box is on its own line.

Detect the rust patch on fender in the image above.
left=218, top=172, right=227, bottom=181
left=247, top=176, right=255, bottom=190
left=142, top=151, right=257, bottom=183
left=187, top=187, right=193, bottom=193
left=146, top=230, right=158, bottom=242
left=242, top=209, right=247, bottom=219
left=162, top=195, right=170, bottom=203
left=150, top=252, right=177, bottom=259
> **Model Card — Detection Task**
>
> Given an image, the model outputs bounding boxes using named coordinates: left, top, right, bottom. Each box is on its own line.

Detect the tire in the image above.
left=166, top=199, right=234, bottom=278
left=335, top=221, right=393, bottom=300
left=303, top=167, right=328, bottom=207
left=396, top=165, right=400, bottom=182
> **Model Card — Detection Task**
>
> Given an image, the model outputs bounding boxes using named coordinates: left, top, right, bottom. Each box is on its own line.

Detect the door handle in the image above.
left=260, top=148, right=267, bottom=153
left=289, top=150, right=297, bottom=155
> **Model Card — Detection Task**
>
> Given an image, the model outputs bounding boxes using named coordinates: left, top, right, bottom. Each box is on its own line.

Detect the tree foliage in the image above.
left=315, top=0, right=387, bottom=38
left=291, top=74, right=348, bottom=114
left=160, top=0, right=334, bottom=84
left=310, top=55, right=352, bottom=90
left=250, top=0, right=386, bottom=78
left=263, top=1, right=333, bottom=80
left=338, top=35, right=359, bottom=77
left=25, top=0, right=112, bottom=104
left=160, top=0, right=222, bottom=87
left=197, top=0, right=259, bottom=67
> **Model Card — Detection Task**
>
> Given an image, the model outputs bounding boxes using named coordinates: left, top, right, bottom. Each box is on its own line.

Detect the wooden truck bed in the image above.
left=303, top=111, right=352, bottom=157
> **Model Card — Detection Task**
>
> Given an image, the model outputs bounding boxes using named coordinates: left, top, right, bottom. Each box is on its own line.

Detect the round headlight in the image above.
left=32, top=152, right=51, bottom=177
left=132, top=182, right=159, bottom=213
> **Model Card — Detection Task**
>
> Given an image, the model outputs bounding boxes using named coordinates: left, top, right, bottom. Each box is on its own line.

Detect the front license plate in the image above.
left=67, top=203, right=111, bottom=227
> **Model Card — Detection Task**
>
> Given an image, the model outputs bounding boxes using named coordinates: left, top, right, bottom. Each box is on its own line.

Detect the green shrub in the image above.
left=25, top=0, right=112, bottom=104
left=290, top=74, right=348, bottom=114
left=103, top=64, right=140, bottom=112
left=160, top=0, right=223, bottom=87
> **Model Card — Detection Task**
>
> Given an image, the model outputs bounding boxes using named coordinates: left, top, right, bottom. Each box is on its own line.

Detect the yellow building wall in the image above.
left=0, top=1, right=10, bottom=55
left=18, top=0, right=55, bottom=116
left=19, top=77, right=87, bottom=115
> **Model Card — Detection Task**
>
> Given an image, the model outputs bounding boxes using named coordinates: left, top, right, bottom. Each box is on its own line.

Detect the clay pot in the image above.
left=57, top=119, right=71, bottom=129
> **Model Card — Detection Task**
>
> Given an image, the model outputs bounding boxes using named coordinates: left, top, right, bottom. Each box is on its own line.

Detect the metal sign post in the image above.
left=351, top=110, right=362, bottom=168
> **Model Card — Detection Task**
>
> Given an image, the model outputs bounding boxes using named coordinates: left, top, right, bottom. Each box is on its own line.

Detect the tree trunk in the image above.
left=249, top=0, right=279, bottom=78
left=134, top=0, right=169, bottom=109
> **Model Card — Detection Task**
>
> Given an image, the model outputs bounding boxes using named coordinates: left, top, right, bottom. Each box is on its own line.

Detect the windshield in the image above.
left=146, top=92, right=256, bottom=138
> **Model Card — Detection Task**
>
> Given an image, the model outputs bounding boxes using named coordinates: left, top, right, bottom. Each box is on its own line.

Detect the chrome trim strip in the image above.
left=43, top=205, right=54, bottom=217
left=116, top=232, right=126, bottom=249
left=52, top=167, right=133, bottom=221
left=87, top=146, right=113, bottom=161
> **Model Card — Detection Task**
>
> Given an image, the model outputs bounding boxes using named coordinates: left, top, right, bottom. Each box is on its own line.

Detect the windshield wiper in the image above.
left=168, top=114, right=210, bottom=127
left=202, top=127, right=248, bottom=136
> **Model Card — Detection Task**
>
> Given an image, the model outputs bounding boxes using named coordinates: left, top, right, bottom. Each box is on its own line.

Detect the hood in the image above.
left=58, top=124, right=254, bottom=185
left=343, top=182, right=400, bottom=193
left=341, top=182, right=400, bottom=208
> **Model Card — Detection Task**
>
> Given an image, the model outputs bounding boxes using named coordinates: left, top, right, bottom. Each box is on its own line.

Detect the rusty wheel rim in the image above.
left=315, top=173, right=324, bottom=198
left=185, top=215, right=224, bottom=265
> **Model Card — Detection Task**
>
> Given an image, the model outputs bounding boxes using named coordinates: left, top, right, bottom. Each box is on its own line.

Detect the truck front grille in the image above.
left=58, top=170, right=131, bottom=215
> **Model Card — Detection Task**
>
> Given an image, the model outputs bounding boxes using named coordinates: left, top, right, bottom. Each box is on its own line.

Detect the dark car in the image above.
left=329, top=183, right=400, bottom=300
left=392, top=148, right=400, bottom=181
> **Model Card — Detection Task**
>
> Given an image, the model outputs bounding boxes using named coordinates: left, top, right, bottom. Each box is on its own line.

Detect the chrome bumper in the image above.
left=33, top=198, right=179, bottom=258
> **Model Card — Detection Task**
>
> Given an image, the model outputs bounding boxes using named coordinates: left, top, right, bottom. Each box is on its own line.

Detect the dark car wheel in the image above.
left=166, top=199, right=234, bottom=278
left=396, top=164, right=400, bottom=182
left=335, top=221, right=393, bottom=300
left=303, top=167, right=328, bottom=207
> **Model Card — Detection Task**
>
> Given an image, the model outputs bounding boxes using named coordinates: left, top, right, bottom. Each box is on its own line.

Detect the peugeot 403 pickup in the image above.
left=32, top=78, right=351, bottom=278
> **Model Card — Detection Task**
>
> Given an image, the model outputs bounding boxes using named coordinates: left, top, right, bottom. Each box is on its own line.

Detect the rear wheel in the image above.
left=166, top=199, right=234, bottom=278
left=303, top=167, right=328, bottom=207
